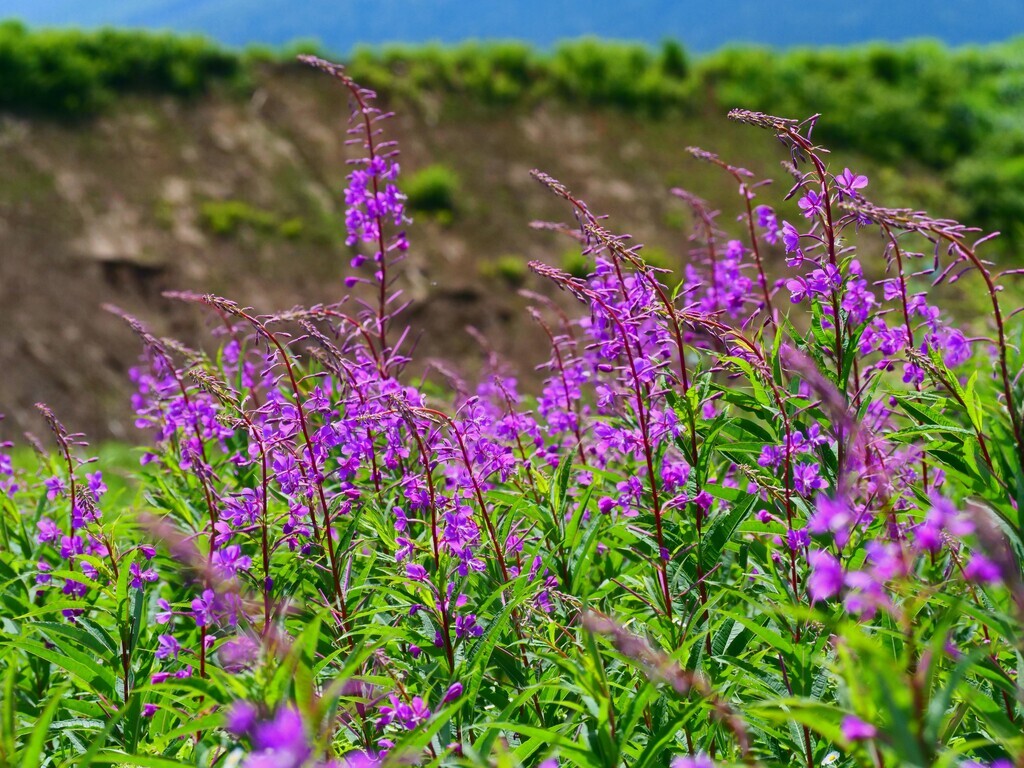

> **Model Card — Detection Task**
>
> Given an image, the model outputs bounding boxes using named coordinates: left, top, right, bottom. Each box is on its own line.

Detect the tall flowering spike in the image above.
left=685, top=145, right=754, bottom=179
left=300, top=54, right=408, bottom=369
left=527, top=261, right=590, bottom=303
left=684, top=145, right=774, bottom=317
left=34, top=403, right=79, bottom=460
left=841, top=193, right=1024, bottom=470
left=727, top=109, right=802, bottom=133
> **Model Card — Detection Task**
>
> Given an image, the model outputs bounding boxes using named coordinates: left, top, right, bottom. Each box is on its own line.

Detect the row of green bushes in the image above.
left=313, top=35, right=1024, bottom=245
left=333, top=37, right=1024, bottom=243
left=0, top=21, right=240, bottom=116
left=3, top=21, right=1024, bottom=240
left=341, top=38, right=693, bottom=110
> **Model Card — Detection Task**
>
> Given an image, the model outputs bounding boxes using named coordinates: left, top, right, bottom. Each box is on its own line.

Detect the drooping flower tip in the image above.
left=671, top=753, right=715, bottom=768
left=339, top=751, right=382, bottom=768
left=250, top=706, right=311, bottom=759
left=964, top=554, right=1002, bottom=585
left=442, top=682, right=463, bottom=704
left=155, top=634, right=180, bottom=660
left=841, top=714, right=877, bottom=741
left=808, top=549, right=843, bottom=603
left=225, top=700, right=259, bottom=736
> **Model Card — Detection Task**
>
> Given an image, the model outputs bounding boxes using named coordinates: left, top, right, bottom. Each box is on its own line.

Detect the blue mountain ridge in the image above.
left=5, top=0, right=1024, bottom=52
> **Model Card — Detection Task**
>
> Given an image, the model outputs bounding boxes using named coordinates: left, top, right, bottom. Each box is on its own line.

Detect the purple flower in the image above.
left=44, top=476, right=66, bottom=500
left=212, top=545, right=253, bottom=578
left=693, top=490, right=713, bottom=514
left=191, top=589, right=217, bottom=627
left=938, top=328, right=971, bottom=367
left=59, top=535, right=85, bottom=560
left=225, top=489, right=261, bottom=527
left=842, top=278, right=877, bottom=325
left=35, top=561, right=52, bottom=586
left=786, top=527, right=810, bottom=552
left=405, top=563, right=428, bottom=582
left=378, top=693, right=431, bottom=731
left=86, top=471, right=107, bottom=499
left=37, top=517, right=61, bottom=544
left=807, top=265, right=842, bottom=296
left=155, top=598, right=174, bottom=624
left=911, top=496, right=973, bottom=554
left=155, top=634, right=180, bottom=660
left=843, top=570, right=889, bottom=619
left=758, top=444, right=785, bottom=469
left=903, top=362, right=925, bottom=385
left=964, top=554, right=1002, bottom=585
left=339, top=752, right=382, bottom=768
left=786, top=277, right=808, bottom=304
left=455, top=613, right=483, bottom=639
left=755, top=204, right=780, bottom=243
left=219, top=635, right=261, bottom=672
left=841, top=714, right=877, bottom=741
left=808, top=495, right=857, bottom=548
left=672, top=754, right=714, bottom=768
left=442, top=682, right=463, bottom=704
left=661, top=460, right=691, bottom=491
left=249, top=706, right=311, bottom=766
left=836, top=168, right=869, bottom=198
left=792, top=463, right=826, bottom=495
left=130, top=561, right=158, bottom=589
left=781, top=221, right=802, bottom=253
left=797, top=189, right=825, bottom=219
left=142, top=703, right=158, bottom=718
left=225, top=700, right=259, bottom=736
left=807, top=549, right=843, bottom=602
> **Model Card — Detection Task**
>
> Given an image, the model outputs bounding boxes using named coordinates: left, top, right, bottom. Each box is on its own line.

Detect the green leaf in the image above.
left=700, top=493, right=758, bottom=572
left=18, top=683, right=68, bottom=767
left=5, top=636, right=116, bottom=698
left=84, top=753, right=192, bottom=767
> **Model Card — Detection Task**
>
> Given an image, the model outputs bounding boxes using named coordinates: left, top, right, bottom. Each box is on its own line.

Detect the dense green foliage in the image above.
left=199, top=199, right=305, bottom=240
left=0, top=21, right=240, bottom=116
left=404, top=164, right=461, bottom=217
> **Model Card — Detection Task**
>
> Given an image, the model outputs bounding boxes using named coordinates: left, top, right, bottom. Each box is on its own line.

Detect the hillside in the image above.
left=1, top=34, right=1022, bottom=440
left=7, top=0, right=1024, bottom=50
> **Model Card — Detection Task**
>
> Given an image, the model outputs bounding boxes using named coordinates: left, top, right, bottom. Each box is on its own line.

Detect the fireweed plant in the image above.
left=0, top=56, right=1022, bottom=768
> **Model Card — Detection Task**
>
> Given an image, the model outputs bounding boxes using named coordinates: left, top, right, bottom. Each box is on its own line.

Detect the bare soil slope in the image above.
left=0, top=63, right=945, bottom=440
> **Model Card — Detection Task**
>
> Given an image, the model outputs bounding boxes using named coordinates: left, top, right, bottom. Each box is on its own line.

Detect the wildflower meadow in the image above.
left=1, top=55, right=1022, bottom=768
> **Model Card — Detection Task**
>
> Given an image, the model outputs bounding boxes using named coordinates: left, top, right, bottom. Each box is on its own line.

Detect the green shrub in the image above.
left=405, top=164, right=460, bottom=216
left=562, top=248, right=592, bottom=279
left=479, top=254, right=528, bottom=286
left=659, top=39, right=689, bottom=79
left=199, top=199, right=281, bottom=237
left=637, top=245, right=674, bottom=272
left=0, top=21, right=241, bottom=118
left=277, top=217, right=304, bottom=240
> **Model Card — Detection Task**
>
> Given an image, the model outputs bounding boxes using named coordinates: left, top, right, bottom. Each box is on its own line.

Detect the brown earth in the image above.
left=0, top=62, right=957, bottom=441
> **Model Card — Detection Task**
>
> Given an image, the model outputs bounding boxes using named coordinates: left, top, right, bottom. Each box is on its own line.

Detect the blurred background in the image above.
left=2, top=1, right=1023, bottom=441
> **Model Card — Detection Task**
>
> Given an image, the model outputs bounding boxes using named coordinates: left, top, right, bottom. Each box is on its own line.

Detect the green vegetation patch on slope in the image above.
left=2, top=25, right=1024, bottom=240
left=0, top=20, right=241, bottom=116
